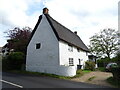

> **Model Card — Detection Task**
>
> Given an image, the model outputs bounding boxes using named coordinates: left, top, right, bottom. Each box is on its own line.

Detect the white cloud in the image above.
left=43, top=0, right=119, bottom=45
left=0, top=0, right=43, bottom=28
left=0, top=0, right=119, bottom=46
left=0, top=0, right=43, bottom=46
left=0, top=0, right=27, bottom=26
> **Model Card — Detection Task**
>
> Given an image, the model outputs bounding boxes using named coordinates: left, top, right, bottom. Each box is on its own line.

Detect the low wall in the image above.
left=58, top=65, right=76, bottom=76
left=26, top=65, right=76, bottom=77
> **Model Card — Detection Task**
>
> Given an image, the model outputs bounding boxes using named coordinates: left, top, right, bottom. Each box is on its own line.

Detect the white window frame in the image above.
left=69, top=58, right=74, bottom=66
left=78, top=59, right=81, bottom=65
left=68, top=44, right=73, bottom=52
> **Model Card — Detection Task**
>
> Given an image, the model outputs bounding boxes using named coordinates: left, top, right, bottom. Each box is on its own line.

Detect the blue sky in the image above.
left=0, top=0, right=119, bottom=47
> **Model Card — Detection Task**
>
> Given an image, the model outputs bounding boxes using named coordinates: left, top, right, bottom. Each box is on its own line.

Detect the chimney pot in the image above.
left=43, top=8, right=49, bottom=14
left=74, top=31, right=77, bottom=35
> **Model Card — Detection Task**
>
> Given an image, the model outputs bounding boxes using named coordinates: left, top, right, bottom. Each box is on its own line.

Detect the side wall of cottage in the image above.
left=59, top=41, right=88, bottom=69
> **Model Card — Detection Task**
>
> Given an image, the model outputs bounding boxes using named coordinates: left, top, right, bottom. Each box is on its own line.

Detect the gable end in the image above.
left=27, top=15, right=42, bottom=46
left=44, top=14, right=60, bottom=40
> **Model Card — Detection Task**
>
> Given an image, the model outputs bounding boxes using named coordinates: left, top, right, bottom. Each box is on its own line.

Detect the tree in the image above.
left=5, top=27, right=32, bottom=54
left=89, top=28, right=119, bottom=59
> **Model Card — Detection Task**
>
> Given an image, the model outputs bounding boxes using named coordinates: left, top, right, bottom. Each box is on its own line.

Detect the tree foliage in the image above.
left=89, top=28, right=119, bottom=59
left=5, top=27, right=32, bottom=54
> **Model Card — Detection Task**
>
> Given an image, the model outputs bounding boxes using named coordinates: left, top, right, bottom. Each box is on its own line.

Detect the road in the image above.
left=1, top=72, right=112, bottom=88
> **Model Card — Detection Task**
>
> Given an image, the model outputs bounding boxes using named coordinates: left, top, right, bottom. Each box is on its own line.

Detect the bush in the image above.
left=85, top=61, right=95, bottom=71
left=111, top=67, right=120, bottom=80
left=107, top=77, right=120, bottom=88
left=2, top=52, right=25, bottom=70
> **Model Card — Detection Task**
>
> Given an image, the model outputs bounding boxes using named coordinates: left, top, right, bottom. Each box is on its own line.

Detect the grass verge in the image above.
left=4, top=69, right=91, bottom=80
left=96, top=67, right=106, bottom=72
left=106, top=77, right=120, bottom=88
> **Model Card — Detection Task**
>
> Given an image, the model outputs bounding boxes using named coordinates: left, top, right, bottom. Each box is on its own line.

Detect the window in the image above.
left=36, top=43, right=41, bottom=49
left=69, top=58, right=74, bottom=66
left=86, top=52, right=88, bottom=56
left=68, top=44, right=73, bottom=52
left=77, top=48, right=80, bottom=52
left=78, top=59, right=81, bottom=65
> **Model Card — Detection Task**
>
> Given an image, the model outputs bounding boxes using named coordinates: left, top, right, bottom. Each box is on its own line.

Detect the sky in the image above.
left=0, top=0, right=119, bottom=47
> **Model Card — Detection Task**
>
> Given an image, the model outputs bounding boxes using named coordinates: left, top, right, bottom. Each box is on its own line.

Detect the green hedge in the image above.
left=97, top=58, right=110, bottom=67
left=85, top=61, right=95, bottom=71
left=97, top=52, right=120, bottom=67
left=2, top=52, right=25, bottom=70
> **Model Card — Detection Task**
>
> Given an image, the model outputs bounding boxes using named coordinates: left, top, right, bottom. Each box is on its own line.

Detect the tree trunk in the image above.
left=107, top=53, right=110, bottom=60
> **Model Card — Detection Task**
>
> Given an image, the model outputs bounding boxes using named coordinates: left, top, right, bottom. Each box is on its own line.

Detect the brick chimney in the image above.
left=43, top=8, right=49, bottom=14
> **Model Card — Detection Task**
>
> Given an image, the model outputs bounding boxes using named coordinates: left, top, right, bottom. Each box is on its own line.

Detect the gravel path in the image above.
left=71, top=71, right=115, bottom=88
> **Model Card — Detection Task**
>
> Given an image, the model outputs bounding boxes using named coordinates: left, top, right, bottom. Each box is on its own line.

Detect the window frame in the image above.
left=78, top=59, right=81, bottom=65
left=68, top=44, right=73, bottom=52
left=69, top=58, right=74, bottom=66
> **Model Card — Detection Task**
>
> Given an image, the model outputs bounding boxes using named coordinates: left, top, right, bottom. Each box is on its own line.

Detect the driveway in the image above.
left=71, top=71, right=115, bottom=88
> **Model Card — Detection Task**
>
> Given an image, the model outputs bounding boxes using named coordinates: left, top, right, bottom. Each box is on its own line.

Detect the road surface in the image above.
left=1, top=72, right=112, bottom=88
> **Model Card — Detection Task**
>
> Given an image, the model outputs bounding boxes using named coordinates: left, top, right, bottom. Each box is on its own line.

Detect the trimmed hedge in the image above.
left=2, top=52, right=25, bottom=70
left=85, top=61, right=95, bottom=71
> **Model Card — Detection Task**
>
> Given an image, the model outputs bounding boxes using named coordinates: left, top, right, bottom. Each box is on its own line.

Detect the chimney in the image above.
left=43, top=8, right=49, bottom=14
left=74, top=31, right=77, bottom=35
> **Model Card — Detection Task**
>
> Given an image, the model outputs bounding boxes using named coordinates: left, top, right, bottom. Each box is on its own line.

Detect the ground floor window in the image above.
left=69, top=58, right=74, bottom=66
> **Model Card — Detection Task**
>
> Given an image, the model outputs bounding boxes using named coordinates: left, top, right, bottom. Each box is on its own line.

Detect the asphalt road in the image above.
left=1, top=72, right=112, bottom=88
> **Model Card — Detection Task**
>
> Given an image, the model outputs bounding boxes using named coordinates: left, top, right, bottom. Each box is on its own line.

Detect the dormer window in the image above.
left=68, top=44, right=73, bottom=52
left=36, top=43, right=41, bottom=49
left=77, top=48, right=80, bottom=52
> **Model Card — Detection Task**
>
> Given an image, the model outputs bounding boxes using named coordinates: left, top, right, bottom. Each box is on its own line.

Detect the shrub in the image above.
left=107, top=77, right=120, bottom=88
left=2, top=52, right=25, bottom=70
left=85, top=61, right=95, bottom=71
left=2, top=57, right=10, bottom=70
left=111, top=67, right=120, bottom=80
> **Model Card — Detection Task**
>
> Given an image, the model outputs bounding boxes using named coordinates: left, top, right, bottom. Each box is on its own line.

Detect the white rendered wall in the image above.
left=59, top=41, right=88, bottom=69
left=26, top=14, right=59, bottom=74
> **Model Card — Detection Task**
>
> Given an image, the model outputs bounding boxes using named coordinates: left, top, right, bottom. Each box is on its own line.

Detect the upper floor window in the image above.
left=77, top=48, right=80, bottom=52
left=68, top=44, right=73, bottom=52
left=36, top=43, right=41, bottom=49
left=86, top=52, right=88, bottom=56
